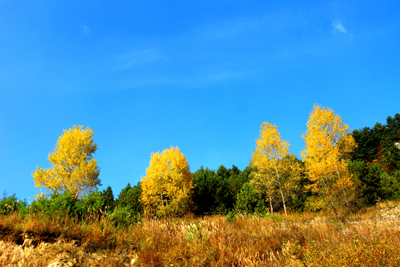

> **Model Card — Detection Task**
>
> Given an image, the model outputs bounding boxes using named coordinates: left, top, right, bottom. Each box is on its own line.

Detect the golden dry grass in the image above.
left=1, top=205, right=400, bottom=266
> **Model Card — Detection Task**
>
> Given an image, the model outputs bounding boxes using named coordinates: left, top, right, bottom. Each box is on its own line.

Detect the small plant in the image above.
left=224, top=211, right=236, bottom=223
left=0, top=194, right=27, bottom=215
left=264, top=212, right=284, bottom=222
left=186, top=222, right=207, bottom=244
left=109, top=205, right=142, bottom=226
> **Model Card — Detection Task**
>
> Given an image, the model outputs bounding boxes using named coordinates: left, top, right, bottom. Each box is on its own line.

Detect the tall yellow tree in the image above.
left=250, top=122, right=301, bottom=215
left=32, top=125, right=101, bottom=199
left=141, top=146, right=193, bottom=217
left=301, top=105, right=357, bottom=217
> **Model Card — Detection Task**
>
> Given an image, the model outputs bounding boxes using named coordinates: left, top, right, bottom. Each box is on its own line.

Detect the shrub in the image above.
left=235, top=183, right=266, bottom=214
left=0, top=194, right=27, bottom=215
left=109, top=205, right=141, bottom=226
left=76, top=190, right=106, bottom=219
left=381, top=170, right=400, bottom=200
left=29, top=190, right=77, bottom=218
left=115, top=183, right=142, bottom=215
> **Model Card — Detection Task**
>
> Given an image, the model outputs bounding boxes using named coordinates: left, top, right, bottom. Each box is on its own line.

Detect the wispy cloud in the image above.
left=113, top=49, right=162, bottom=71
left=332, top=21, right=348, bottom=34
left=81, top=23, right=91, bottom=35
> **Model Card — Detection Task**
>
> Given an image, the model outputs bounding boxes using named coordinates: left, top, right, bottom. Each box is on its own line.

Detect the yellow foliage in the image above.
left=301, top=105, right=357, bottom=215
left=250, top=122, right=301, bottom=214
left=32, top=125, right=101, bottom=199
left=141, top=146, right=193, bottom=217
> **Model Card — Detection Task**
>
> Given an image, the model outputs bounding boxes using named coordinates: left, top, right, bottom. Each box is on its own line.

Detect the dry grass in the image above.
left=1, top=205, right=400, bottom=266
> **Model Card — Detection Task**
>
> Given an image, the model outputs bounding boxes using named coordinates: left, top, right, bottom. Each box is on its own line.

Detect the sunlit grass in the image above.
left=1, top=204, right=400, bottom=266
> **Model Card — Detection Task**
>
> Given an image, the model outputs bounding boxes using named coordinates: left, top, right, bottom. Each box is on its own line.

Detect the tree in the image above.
left=352, top=114, right=400, bottom=173
left=381, top=170, right=400, bottom=200
left=140, top=146, right=193, bottom=217
left=192, top=166, right=218, bottom=215
left=235, top=182, right=266, bottom=214
left=301, top=105, right=357, bottom=217
left=192, top=165, right=251, bottom=215
left=116, top=182, right=143, bottom=214
left=348, top=161, right=384, bottom=206
left=101, top=186, right=115, bottom=211
left=32, top=125, right=101, bottom=199
left=250, top=122, right=301, bottom=215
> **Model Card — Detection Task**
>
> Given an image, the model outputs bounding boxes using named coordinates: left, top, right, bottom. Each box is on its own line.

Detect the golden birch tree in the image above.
left=301, top=105, right=357, bottom=217
left=32, top=125, right=101, bottom=199
left=250, top=122, right=301, bottom=215
left=141, top=146, right=193, bottom=217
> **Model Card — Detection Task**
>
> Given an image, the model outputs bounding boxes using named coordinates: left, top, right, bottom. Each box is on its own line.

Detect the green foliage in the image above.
left=101, top=186, right=115, bottom=211
left=192, top=165, right=252, bottom=215
left=348, top=161, right=384, bottom=205
left=76, top=190, right=107, bottom=218
left=235, top=183, right=266, bottom=214
left=0, top=194, right=27, bottom=216
left=380, top=170, right=400, bottom=200
left=30, top=189, right=115, bottom=220
left=224, top=211, right=236, bottom=223
left=263, top=212, right=284, bottom=222
left=186, top=221, right=207, bottom=244
left=192, top=167, right=218, bottom=215
left=30, top=190, right=78, bottom=217
left=116, top=182, right=142, bottom=215
left=352, top=113, right=400, bottom=173
left=288, top=159, right=311, bottom=211
left=108, top=205, right=142, bottom=226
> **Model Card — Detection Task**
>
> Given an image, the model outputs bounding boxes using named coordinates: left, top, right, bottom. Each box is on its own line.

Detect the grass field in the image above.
left=1, top=201, right=400, bottom=266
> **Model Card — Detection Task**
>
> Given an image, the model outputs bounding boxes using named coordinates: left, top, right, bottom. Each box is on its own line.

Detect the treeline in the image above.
left=1, top=113, right=399, bottom=222
left=350, top=113, right=400, bottom=205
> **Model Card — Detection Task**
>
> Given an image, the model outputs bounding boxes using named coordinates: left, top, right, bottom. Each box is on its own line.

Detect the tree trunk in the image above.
left=335, top=165, right=351, bottom=209
left=279, top=187, right=287, bottom=215
left=269, top=192, right=274, bottom=215
left=322, top=176, right=338, bottom=219
left=274, top=167, right=287, bottom=215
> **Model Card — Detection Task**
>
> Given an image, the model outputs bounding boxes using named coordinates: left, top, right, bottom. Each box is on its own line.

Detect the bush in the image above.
left=109, top=205, right=142, bottom=226
left=0, top=194, right=27, bottom=216
left=115, top=183, right=142, bottom=215
left=101, top=186, right=115, bottom=211
left=381, top=170, right=400, bottom=200
left=348, top=161, right=384, bottom=205
left=235, top=183, right=266, bottom=214
left=30, top=190, right=78, bottom=218
left=76, top=190, right=106, bottom=219
left=224, top=211, right=236, bottom=223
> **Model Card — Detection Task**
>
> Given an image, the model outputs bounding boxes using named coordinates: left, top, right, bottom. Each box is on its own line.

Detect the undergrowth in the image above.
left=1, top=205, right=400, bottom=266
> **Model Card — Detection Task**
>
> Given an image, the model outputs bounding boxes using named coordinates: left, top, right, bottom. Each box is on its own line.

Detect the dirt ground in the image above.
left=0, top=238, right=137, bottom=267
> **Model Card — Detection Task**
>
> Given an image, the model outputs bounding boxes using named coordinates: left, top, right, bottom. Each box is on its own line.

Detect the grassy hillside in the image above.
left=1, top=201, right=400, bottom=266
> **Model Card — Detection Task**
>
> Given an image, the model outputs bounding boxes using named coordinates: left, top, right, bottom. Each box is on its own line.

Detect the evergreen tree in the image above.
left=116, top=182, right=143, bottom=214
left=235, top=183, right=265, bottom=214
left=101, top=186, right=115, bottom=211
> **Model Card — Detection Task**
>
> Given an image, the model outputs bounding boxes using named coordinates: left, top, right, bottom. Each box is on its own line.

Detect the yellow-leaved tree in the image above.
left=301, top=105, right=357, bottom=217
left=32, top=125, right=101, bottom=199
left=141, top=146, right=193, bottom=217
left=250, top=122, right=301, bottom=215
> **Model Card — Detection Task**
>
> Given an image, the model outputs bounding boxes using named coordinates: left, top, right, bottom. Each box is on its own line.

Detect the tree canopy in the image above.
left=32, top=125, right=101, bottom=199
left=140, top=146, right=193, bottom=217
left=250, top=122, right=301, bottom=215
left=301, top=105, right=357, bottom=216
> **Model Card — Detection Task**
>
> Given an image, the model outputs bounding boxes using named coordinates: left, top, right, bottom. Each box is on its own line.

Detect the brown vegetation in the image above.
left=1, top=203, right=400, bottom=266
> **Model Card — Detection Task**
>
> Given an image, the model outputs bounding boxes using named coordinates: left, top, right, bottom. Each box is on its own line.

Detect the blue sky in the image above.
left=1, top=0, right=399, bottom=201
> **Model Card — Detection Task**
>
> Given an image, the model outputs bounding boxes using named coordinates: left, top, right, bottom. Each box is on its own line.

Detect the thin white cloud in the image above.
left=332, top=21, right=348, bottom=34
left=81, top=23, right=91, bottom=35
left=113, top=49, right=162, bottom=71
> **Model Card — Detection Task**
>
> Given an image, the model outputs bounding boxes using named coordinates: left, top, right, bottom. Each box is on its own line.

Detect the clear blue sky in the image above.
left=1, top=0, right=399, bottom=201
